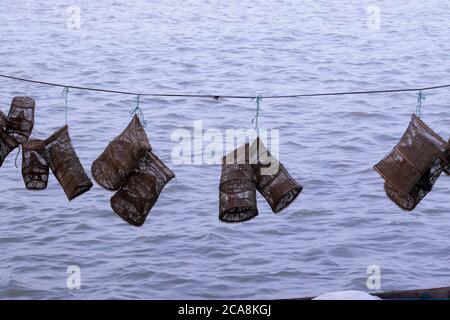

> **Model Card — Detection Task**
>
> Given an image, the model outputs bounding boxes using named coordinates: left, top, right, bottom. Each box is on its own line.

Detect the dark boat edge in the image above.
left=288, top=286, right=450, bottom=300
left=372, top=286, right=450, bottom=300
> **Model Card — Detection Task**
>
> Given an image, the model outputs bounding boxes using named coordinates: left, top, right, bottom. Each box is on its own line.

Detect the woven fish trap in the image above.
left=92, top=115, right=150, bottom=191
left=0, top=126, right=18, bottom=167
left=374, top=114, right=448, bottom=197
left=384, top=158, right=446, bottom=211
left=22, top=139, right=49, bottom=190
left=219, top=143, right=258, bottom=223
left=443, top=138, right=450, bottom=175
left=6, top=96, right=35, bottom=144
left=111, top=151, right=175, bottom=226
left=0, top=110, right=8, bottom=129
left=250, top=138, right=302, bottom=213
left=45, top=125, right=93, bottom=200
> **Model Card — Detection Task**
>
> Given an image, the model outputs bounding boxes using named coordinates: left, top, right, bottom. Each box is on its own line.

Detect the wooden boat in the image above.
left=292, top=287, right=450, bottom=300
left=371, top=286, right=450, bottom=300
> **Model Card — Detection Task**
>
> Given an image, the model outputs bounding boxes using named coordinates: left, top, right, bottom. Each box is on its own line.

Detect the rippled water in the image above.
left=0, top=0, right=449, bottom=299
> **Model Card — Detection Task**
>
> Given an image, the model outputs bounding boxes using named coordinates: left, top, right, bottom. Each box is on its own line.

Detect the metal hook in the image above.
left=416, top=90, right=426, bottom=118
left=14, top=145, right=21, bottom=169
left=130, top=94, right=147, bottom=127
left=61, top=87, right=69, bottom=125
left=251, top=95, right=263, bottom=136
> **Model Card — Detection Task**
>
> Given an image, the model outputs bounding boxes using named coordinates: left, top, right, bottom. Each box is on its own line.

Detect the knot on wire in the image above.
left=129, top=94, right=147, bottom=127
left=251, top=95, right=263, bottom=135
left=416, top=90, right=426, bottom=118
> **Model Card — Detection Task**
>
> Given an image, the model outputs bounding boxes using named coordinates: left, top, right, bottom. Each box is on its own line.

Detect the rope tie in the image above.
left=251, top=95, right=263, bottom=135
left=62, top=87, right=69, bottom=125
left=416, top=90, right=426, bottom=118
left=129, top=94, right=147, bottom=127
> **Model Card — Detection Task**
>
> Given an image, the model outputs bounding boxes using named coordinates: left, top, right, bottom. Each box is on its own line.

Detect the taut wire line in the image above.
left=1, top=74, right=450, bottom=100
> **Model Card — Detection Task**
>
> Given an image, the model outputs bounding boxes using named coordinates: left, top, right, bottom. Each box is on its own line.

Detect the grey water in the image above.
left=0, top=0, right=450, bottom=299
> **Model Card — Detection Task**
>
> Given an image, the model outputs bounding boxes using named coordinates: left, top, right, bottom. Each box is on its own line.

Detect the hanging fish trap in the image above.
left=21, top=139, right=49, bottom=190
left=6, top=96, right=35, bottom=144
left=45, top=125, right=93, bottom=200
left=110, top=151, right=175, bottom=226
left=250, top=138, right=303, bottom=213
left=92, top=115, right=150, bottom=191
left=219, top=143, right=258, bottom=223
left=374, top=114, right=449, bottom=210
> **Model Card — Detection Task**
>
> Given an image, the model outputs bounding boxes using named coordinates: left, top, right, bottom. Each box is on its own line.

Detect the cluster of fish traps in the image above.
left=374, top=114, right=450, bottom=211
